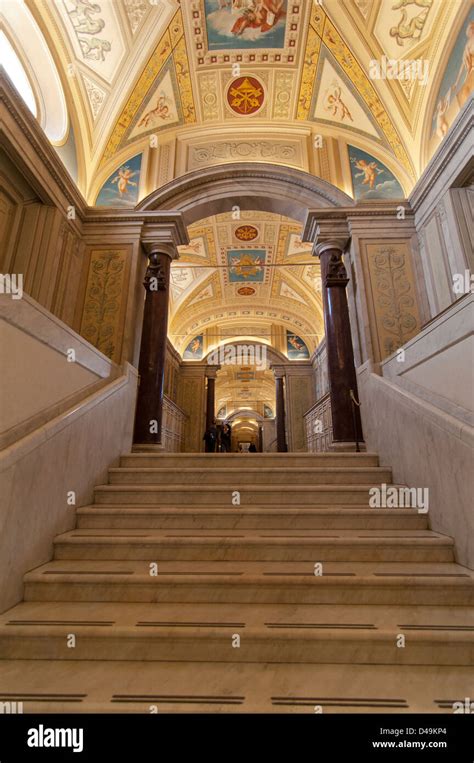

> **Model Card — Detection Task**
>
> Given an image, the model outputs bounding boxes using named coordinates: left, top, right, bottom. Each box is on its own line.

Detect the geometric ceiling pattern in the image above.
left=169, top=211, right=322, bottom=358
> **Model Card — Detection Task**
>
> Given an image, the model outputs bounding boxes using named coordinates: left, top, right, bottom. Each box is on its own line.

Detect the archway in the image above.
left=137, top=162, right=355, bottom=224
left=204, top=340, right=284, bottom=452
left=133, top=163, right=362, bottom=450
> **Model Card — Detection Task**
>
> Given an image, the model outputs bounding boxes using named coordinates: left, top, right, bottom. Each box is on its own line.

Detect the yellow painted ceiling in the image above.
left=170, top=210, right=323, bottom=355
left=21, top=0, right=468, bottom=198
left=6, top=0, right=470, bottom=364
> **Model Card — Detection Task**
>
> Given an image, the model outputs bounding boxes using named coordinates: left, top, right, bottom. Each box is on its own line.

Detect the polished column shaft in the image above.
left=275, top=373, right=288, bottom=453
left=134, top=250, right=172, bottom=445
left=319, top=246, right=363, bottom=443
left=205, top=374, right=216, bottom=431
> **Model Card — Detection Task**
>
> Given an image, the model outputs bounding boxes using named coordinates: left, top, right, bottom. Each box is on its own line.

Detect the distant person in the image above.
left=221, top=422, right=232, bottom=452
left=248, top=442, right=257, bottom=453
left=203, top=422, right=217, bottom=452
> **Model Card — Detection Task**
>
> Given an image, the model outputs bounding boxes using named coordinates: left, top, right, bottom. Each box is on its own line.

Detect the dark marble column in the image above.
left=274, top=368, right=288, bottom=452
left=133, top=246, right=173, bottom=445
left=205, top=367, right=218, bottom=432
left=316, top=243, right=363, bottom=444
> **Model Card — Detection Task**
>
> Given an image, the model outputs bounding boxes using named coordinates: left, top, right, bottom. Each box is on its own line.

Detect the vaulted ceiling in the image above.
left=4, top=0, right=472, bottom=363
left=12, top=0, right=468, bottom=201
left=170, top=210, right=322, bottom=355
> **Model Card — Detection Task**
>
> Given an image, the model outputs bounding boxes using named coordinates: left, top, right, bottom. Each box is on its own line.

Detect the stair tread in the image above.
left=2, top=600, right=473, bottom=629
left=55, top=528, right=451, bottom=545
left=123, top=452, right=380, bottom=458
left=0, top=659, right=471, bottom=713
left=24, top=558, right=474, bottom=580
left=110, top=467, right=390, bottom=473
left=76, top=505, right=423, bottom=515
left=95, top=484, right=404, bottom=491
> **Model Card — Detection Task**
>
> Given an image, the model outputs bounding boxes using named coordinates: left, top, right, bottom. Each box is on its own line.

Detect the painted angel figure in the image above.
left=325, top=83, right=353, bottom=122
left=190, top=338, right=202, bottom=354
left=231, top=0, right=284, bottom=36
left=452, top=21, right=474, bottom=106
left=288, top=335, right=304, bottom=351
left=138, top=94, right=172, bottom=129
left=354, top=159, right=382, bottom=190
left=111, top=166, right=139, bottom=197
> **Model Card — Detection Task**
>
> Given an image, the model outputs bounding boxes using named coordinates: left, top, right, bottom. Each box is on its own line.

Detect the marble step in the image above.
left=76, top=506, right=429, bottom=530
left=53, top=529, right=454, bottom=563
left=0, top=658, right=471, bottom=713
left=94, top=484, right=403, bottom=506
left=1, top=601, right=472, bottom=665
left=122, top=452, right=380, bottom=469
left=23, top=560, right=474, bottom=606
left=108, top=466, right=392, bottom=486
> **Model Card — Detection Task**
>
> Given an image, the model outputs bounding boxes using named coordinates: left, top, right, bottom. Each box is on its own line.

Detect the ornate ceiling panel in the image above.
left=7, top=1, right=470, bottom=194
left=169, top=211, right=322, bottom=358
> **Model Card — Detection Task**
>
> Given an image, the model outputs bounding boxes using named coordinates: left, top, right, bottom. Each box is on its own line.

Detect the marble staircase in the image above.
left=0, top=452, right=473, bottom=713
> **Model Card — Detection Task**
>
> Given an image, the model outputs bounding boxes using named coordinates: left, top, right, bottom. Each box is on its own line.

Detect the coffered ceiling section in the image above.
left=168, top=211, right=323, bottom=359
left=17, top=0, right=469, bottom=196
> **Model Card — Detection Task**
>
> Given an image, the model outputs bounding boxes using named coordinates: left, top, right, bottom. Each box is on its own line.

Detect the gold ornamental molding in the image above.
left=297, top=5, right=415, bottom=180
left=100, top=9, right=196, bottom=167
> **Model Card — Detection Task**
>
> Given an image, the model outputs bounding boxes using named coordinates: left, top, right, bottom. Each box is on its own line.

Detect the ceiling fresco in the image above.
left=168, top=210, right=323, bottom=359
left=6, top=0, right=467, bottom=197
left=3, top=0, right=471, bottom=369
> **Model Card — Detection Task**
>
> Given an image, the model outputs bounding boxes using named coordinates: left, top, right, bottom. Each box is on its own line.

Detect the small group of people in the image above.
left=203, top=421, right=259, bottom=453
left=203, top=420, right=232, bottom=452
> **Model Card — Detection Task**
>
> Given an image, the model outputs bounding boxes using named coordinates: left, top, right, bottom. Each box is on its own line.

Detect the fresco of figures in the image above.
left=95, top=154, right=142, bottom=207
left=348, top=146, right=404, bottom=201
left=205, top=0, right=287, bottom=49
left=183, top=335, right=204, bottom=360
left=286, top=331, right=310, bottom=359
left=431, top=9, right=474, bottom=142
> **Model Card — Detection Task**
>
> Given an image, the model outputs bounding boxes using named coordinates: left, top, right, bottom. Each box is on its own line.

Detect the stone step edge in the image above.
left=94, top=485, right=404, bottom=493
left=121, top=452, right=380, bottom=458
left=53, top=535, right=453, bottom=547
left=76, top=506, right=424, bottom=515
left=110, top=467, right=391, bottom=474
left=1, top=625, right=472, bottom=645
left=23, top=572, right=474, bottom=587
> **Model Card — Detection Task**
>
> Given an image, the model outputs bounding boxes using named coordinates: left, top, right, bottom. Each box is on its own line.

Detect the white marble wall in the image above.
left=381, top=295, right=473, bottom=424
left=0, top=293, right=118, bottom=449
left=410, top=102, right=473, bottom=319
left=0, top=364, right=138, bottom=613
left=357, top=296, right=474, bottom=568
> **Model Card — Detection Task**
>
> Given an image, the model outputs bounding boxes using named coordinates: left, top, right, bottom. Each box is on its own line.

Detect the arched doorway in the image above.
left=133, top=163, right=362, bottom=450
left=204, top=341, right=286, bottom=452
left=136, top=162, right=354, bottom=222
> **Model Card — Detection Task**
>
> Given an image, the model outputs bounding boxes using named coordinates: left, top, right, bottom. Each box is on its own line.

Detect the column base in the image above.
left=330, top=441, right=367, bottom=452
left=132, top=443, right=165, bottom=452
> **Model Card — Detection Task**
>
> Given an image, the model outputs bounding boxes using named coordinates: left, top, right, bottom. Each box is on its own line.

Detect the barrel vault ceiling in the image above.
left=6, top=0, right=470, bottom=357
left=169, top=210, right=322, bottom=356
